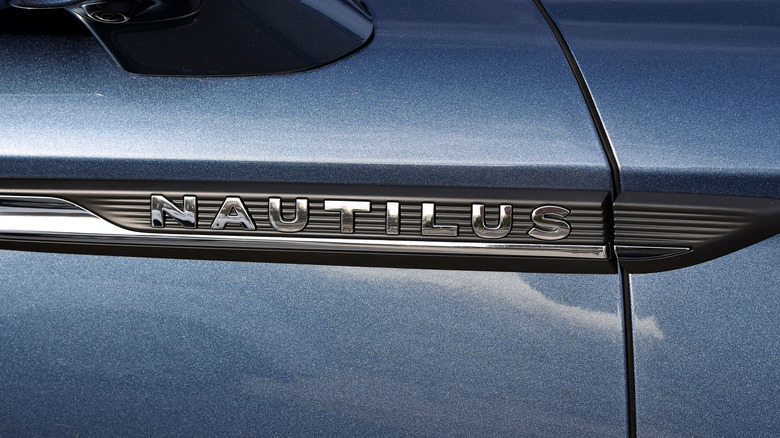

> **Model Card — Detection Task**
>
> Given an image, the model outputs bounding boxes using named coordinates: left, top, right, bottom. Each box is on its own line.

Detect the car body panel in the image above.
left=541, top=2, right=780, bottom=436
left=542, top=0, right=780, bottom=198
left=1, top=0, right=778, bottom=436
left=0, top=252, right=629, bottom=436
left=629, top=235, right=780, bottom=437
left=0, top=0, right=632, bottom=436
left=0, top=0, right=612, bottom=190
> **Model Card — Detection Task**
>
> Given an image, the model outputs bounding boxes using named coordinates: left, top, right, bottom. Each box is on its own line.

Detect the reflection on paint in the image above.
left=318, top=266, right=664, bottom=340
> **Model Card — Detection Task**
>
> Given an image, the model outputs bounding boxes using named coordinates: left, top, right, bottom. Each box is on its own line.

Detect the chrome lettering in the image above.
left=386, top=201, right=400, bottom=235
left=269, top=197, right=308, bottom=232
left=472, top=204, right=512, bottom=239
left=324, top=200, right=371, bottom=233
left=150, top=194, right=197, bottom=228
left=211, top=197, right=256, bottom=230
left=421, top=203, right=458, bottom=236
left=528, top=205, right=571, bottom=241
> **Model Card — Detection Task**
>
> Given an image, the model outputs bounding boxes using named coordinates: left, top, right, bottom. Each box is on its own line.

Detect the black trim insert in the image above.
left=0, top=179, right=616, bottom=274
left=615, top=192, right=780, bottom=273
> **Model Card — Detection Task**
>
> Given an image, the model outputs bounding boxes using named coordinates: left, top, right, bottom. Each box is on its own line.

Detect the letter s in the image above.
left=528, top=205, right=571, bottom=241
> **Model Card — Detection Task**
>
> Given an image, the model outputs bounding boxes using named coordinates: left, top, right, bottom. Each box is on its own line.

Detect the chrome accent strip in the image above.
left=0, top=196, right=609, bottom=259
left=615, top=245, right=691, bottom=260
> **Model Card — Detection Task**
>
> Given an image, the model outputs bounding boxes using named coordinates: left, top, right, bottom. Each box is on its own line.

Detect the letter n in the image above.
left=150, top=194, right=197, bottom=228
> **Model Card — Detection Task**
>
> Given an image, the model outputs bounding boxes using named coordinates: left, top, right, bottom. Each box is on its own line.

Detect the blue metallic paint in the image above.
left=0, top=253, right=628, bottom=436
left=0, top=0, right=611, bottom=190
left=630, top=235, right=780, bottom=437
left=1, top=0, right=778, bottom=436
left=541, top=0, right=780, bottom=198
left=542, top=1, right=780, bottom=436
left=0, top=0, right=630, bottom=436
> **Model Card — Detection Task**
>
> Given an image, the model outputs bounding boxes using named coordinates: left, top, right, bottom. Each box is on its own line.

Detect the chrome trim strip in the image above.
left=0, top=196, right=609, bottom=259
left=615, top=245, right=691, bottom=260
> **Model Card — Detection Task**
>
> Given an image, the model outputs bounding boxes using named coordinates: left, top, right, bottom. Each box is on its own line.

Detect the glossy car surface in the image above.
left=0, top=0, right=777, bottom=436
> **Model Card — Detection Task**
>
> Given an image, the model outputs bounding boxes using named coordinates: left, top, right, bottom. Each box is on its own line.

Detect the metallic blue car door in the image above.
left=0, top=0, right=631, bottom=436
left=542, top=1, right=780, bottom=436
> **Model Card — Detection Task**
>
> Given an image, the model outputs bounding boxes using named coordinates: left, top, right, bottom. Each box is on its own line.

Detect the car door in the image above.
left=542, top=1, right=780, bottom=436
left=0, top=0, right=777, bottom=437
